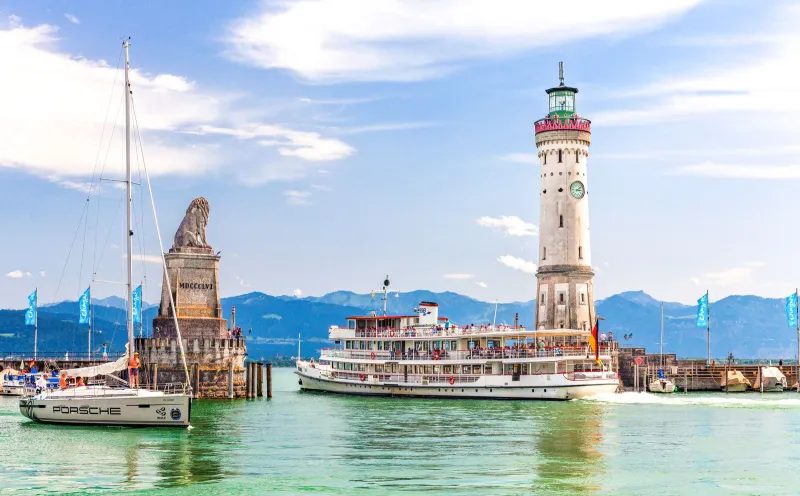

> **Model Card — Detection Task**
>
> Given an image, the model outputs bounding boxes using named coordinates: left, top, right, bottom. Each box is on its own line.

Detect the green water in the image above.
left=2, top=369, right=800, bottom=495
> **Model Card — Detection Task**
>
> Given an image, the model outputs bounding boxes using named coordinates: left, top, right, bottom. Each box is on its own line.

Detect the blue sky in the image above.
left=1, top=0, right=799, bottom=309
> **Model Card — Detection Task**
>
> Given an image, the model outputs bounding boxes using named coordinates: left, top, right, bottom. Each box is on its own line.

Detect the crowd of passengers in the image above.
left=380, top=334, right=615, bottom=360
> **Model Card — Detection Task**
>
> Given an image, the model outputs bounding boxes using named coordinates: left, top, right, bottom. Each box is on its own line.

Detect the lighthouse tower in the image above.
left=534, top=63, right=594, bottom=331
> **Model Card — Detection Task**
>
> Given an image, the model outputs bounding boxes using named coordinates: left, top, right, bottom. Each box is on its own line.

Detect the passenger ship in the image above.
left=296, top=298, right=619, bottom=400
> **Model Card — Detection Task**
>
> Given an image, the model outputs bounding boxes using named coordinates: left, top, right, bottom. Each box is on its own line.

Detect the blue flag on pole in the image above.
left=786, top=292, right=797, bottom=328
left=696, top=293, right=709, bottom=328
left=78, top=287, right=90, bottom=324
left=132, top=285, right=142, bottom=324
left=25, top=290, right=37, bottom=326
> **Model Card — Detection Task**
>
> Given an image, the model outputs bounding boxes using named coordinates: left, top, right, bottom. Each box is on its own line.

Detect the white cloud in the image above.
left=39, top=271, right=46, bottom=277
left=195, top=124, right=354, bottom=162
left=689, top=277, right=701, bottom=285
left=443, top=273, right=474, bottom=280
left=746, top=261, right=767, bottom=268
left=235, top=275, right=251, bottom=288
left=476, top=216, right=538, bottom=237
left=284, top=190, right=311, bottom=205
left=310, top=184, right=330, bottom=191
left=671, top=162, right=800, bottom=179
left=318, top=169, right=329, bottom=174
left=0, top=23, right=353, bottom=187
left=497, top=255, right=537, bottom=274
left=293, top=288, right=303, bottom=298
left=596, top=5, right=800, bottom=126
left=498, top=153, right=538, bottom=165
left=64, top=14, right=79, bottom=24
left=6, top=270, right=31, bottom=278
left=129, top=254, right=163, bottom=265
left=224, top=0, right=703, bottom=83
left=475, top=281, right=488, bottom=288
left=334, top=122, right=438, bottom=135
left=704, top=267, right=752, bottom=287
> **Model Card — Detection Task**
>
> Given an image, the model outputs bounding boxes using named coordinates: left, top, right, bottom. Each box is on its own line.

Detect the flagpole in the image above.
left=34, top=287, right=38, bottom=361
left=706, top=290, right=710, bottom=366
left=796, top=288, right=798, bottom=393
left=87, top=285, right=92, bottom=360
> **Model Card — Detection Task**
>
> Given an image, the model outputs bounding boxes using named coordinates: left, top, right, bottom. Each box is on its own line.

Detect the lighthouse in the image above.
left=534, top=62, right=594, bottom=331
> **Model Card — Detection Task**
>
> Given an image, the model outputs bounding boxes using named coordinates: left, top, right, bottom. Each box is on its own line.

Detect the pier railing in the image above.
left=318, top=370, right=616, bottom=386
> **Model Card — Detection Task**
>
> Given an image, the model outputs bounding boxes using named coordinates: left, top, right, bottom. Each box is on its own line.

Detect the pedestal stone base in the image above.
left=152, top=317, right=228, bottom=340
left=135, top=337, right=247, bottom=399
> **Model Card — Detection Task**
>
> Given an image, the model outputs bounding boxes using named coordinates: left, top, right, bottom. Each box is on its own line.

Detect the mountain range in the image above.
left=1, top=290, right=796, bottom=360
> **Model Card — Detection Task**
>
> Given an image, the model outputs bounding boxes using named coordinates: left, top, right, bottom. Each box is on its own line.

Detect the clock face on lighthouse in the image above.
left=570, top=181, right=585, bottom=199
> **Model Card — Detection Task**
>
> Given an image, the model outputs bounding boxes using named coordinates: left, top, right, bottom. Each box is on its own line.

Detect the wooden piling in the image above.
left=257, top=363, right=263, bottom=397
left=266, top=363, right=273, bottom=398
left=228, top=359, right=234, bottom=399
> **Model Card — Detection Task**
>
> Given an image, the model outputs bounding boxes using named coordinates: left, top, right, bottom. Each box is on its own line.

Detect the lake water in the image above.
left=2, top=368, right=800, bottom=495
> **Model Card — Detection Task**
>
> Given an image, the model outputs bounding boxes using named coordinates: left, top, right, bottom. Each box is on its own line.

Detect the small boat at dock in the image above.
left=754, top=366, right=787, bottom=392
left=720, top=369, right=751, bottom=392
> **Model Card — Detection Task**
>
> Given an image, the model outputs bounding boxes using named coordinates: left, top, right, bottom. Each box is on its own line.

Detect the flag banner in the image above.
left=133, top=285, right=142, bottom=324
left=78, top=287, right=90, bottom=324
left=696, top=293, right=709, bottom=328
left=786, top=292, right=798, bottom=328
left=589, top=321, right=600, bottom=364
left=25, top=290, right=37, bottom=326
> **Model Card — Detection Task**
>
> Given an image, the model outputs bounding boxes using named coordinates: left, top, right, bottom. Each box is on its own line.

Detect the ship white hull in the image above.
left=297, top=370, right=618, bottom=400
left=19, top=387, right=191, bottom=427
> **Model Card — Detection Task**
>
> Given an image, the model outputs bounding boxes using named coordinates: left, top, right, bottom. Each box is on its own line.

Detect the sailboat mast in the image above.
left=660, top=301, right=664, bottom=369
left=124, top=40, right=134, bottom=357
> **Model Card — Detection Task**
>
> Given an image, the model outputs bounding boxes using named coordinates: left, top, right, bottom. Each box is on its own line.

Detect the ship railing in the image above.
left=350, top=325, right=535, bottom=339
left=320, top=346, right=614, bottom=361
left=329, top=370, right=482, bottom=385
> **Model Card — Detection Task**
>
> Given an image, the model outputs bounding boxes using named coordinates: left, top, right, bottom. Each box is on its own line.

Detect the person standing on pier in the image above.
left=129, top=351, right=141, bottom=389
left=102, top=343, right=108, bottom=362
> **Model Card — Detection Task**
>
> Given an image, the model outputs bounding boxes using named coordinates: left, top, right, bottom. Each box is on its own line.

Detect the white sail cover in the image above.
left=62, top=346, right=129, bottom=378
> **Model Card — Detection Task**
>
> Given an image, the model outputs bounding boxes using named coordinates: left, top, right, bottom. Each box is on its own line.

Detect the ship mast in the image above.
left=124, top=39, right=134, bottom=358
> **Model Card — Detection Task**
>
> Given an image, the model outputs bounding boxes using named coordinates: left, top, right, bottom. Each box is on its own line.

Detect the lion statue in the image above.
left=173, top=197, right=211, bottom=249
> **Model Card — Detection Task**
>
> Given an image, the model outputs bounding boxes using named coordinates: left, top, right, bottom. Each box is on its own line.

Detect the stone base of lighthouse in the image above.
left=535, top=265, right=595, bottom=331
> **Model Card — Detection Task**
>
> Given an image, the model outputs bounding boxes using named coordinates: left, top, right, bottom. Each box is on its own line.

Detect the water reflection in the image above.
left=533, top=401, right=605, bottom=494
left=331, top=396, right=605, bottom=494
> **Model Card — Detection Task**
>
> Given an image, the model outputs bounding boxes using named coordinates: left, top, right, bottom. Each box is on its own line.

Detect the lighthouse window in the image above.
left=559, top=215, right=563, bottom=228
left=579, top=246, right=583, bottom=259
left=540, top=293, right=545, bottom=305
left=543, top=154, right=547, bottom=165
left=581, top=293, right=586, bottom=304
left=559, top=293, right=565, bottom=304
left=576, top=151, right=579, bottom=162
left=543, top=247, right=546, bottom=260
left=558, top=150, right=563, bottom=163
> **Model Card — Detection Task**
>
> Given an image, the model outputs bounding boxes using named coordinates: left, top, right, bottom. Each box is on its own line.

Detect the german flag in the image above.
left=589, top=320, right=600, bottom=365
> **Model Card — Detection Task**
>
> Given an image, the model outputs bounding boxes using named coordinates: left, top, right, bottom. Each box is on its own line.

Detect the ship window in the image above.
left=579, top=246, right=583, bottom=259
left=558, top=149, right=563, bottom=163
left=559, top=215, right=563, bottom=228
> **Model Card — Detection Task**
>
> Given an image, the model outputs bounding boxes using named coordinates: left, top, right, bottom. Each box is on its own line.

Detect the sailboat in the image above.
left=649, top=302, right=677, bottom=394
left=19, top=40, right=192, bottom=427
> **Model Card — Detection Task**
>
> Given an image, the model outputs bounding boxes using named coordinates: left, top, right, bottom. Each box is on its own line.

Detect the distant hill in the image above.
left=2, top=289, right=797, bottom=360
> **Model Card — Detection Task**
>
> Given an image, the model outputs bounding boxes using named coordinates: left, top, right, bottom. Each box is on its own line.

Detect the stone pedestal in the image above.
left=139, top=243, right=247, bottom=399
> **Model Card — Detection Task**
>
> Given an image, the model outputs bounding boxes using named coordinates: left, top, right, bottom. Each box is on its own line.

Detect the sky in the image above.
left=1, top=0, right=799, bottom=309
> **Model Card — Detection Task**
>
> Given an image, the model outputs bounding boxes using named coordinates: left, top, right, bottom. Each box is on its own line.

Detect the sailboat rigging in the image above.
left=19, top=39, right=193, bottom=427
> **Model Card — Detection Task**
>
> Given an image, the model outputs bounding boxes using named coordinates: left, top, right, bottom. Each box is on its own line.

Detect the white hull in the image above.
left=721, top=383, right=748, bottom=392
left=649, top=379, right=677, bottom=394
left=0, top=385, right=25, bottom=396
left=297, top=368, right=618, bottom=400
left=19, top=387, right=191, bottom=427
